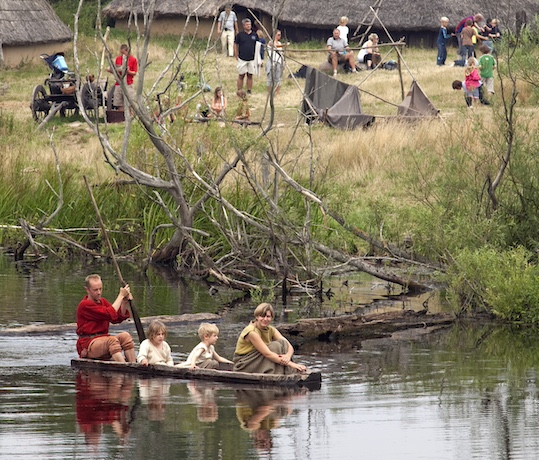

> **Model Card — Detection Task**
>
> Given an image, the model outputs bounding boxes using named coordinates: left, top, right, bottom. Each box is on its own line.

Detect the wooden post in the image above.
left=397, top=53, right=404, bottom=100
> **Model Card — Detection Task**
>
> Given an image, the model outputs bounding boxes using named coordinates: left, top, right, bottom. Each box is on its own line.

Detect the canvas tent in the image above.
left=301, top=67, right=374, bottom=130
left=397, top=81, right=439, bottom=118
left=0, top=0, right=72, bottom=67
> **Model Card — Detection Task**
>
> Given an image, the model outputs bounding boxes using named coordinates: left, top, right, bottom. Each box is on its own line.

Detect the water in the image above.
left=2, top=254, right=539, bottom=459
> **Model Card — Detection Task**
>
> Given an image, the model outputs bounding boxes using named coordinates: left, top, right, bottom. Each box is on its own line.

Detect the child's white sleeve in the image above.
left=137, top=339, right=149, bottom=363
left=165, top=342, right=174, bottom=366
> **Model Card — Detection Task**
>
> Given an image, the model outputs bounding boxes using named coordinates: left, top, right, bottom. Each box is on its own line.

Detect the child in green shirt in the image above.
left=478, top=44, right=496, bottom=95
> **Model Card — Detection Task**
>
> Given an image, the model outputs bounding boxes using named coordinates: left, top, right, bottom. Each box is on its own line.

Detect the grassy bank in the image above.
left=2, top=21, right=539, bottom=321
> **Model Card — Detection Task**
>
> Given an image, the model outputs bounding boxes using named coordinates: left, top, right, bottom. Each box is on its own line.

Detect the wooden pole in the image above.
left=97, top=26, right=110, bottom=82
left=83, top=175, right=146, bottom=343
left=397, top=53, right=405, bottom=100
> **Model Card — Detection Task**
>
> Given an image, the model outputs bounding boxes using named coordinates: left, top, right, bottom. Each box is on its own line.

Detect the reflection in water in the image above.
left=187, top=381, right=219, bottom=422
left=139, top=378, right=171, bottom=422
left=75, top=371, right=135, bottom=452
left=9, top=287, right=539, bottom=460
left=235, top=388, right=305, bottom=454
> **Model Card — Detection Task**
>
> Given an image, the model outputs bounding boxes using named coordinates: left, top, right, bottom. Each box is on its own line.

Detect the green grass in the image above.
left=4, top=13, right=539, bottom=321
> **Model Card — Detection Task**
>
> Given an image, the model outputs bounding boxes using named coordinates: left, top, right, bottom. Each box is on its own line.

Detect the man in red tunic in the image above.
left=76, top=274, right=135, bottom=362
left=107, top=43, right=138, bottom=112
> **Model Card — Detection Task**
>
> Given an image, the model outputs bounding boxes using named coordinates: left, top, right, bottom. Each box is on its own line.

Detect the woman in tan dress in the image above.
left=233, top=303, right=307, bottom=374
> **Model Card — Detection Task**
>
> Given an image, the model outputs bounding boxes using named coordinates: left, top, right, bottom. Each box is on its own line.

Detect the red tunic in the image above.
left=76, top=296, right=130, bottom=357
left=114, top=54, right=138, bottom=86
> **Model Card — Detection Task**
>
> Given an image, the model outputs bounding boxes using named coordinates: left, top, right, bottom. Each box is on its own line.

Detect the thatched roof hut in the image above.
left=103, top=1, right=539, bottom=46
left=0, top=0, right=72, bottom=67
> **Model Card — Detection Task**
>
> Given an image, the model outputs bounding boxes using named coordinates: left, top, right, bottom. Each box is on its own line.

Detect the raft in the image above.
left=71, top=358, right=322, bottom=388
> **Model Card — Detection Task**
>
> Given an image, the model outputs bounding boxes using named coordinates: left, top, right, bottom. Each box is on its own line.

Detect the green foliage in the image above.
left=249, top=284, right=276, bottom=304
left=0, top=110, right=14, bottom=135
left=50, top=0, right=99, bottom=36
left=444, top=246, right=539, bottom=324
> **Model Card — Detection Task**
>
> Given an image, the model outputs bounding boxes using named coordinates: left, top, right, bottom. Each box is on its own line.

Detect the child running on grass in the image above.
left=137, top=320, right=174, bottom=366
left=177, top=323, right=233, bottom=369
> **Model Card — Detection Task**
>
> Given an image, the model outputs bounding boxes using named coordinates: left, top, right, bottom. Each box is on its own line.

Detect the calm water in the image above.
left=2, top=255, right=539, bottom=459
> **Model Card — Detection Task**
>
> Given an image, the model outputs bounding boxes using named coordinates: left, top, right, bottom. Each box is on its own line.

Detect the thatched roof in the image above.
left=103, top=0, right=539, bottom=32
left=0, top=0, right=72, bottom=46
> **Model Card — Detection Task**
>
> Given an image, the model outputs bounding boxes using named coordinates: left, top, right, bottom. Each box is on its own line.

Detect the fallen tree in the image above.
left=280, top=309, right=455, bottom=346
left=60, top=0, right=444, bottom=296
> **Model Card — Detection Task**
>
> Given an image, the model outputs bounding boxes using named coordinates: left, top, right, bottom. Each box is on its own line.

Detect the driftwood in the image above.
left=37, top=101, right=67, bottom=130
left=0, top=312, right=221, bottom=335
left=280, top=310, right=455, bottom=346
left=71, top=358, right=322, bottom=388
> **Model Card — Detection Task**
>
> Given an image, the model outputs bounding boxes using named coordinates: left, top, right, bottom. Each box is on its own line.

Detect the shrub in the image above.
left=445, top=246, right=539, bottom=324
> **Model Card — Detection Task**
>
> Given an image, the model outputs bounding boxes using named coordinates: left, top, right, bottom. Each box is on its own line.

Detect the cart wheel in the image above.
left=30, top=85, right=50, bottom=122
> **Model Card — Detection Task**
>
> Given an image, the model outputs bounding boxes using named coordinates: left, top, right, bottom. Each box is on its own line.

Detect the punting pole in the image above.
left=83, top=175, right=146, bottom=342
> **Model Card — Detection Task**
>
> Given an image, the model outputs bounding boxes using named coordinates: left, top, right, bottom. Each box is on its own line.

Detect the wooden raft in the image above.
left=71, top=358, right=322, bottom=388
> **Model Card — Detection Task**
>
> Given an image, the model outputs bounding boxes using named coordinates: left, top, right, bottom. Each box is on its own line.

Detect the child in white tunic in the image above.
left=177, top=323, right=233, bottom=369
left=137, top=320, right=174, bottom=366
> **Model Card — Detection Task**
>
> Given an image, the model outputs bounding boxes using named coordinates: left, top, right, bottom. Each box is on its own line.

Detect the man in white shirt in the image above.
left=217, top=4, right=238, bottom=57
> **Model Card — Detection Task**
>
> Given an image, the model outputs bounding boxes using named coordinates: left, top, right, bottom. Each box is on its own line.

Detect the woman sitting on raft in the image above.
left=233, top=303, right=307, bottom=374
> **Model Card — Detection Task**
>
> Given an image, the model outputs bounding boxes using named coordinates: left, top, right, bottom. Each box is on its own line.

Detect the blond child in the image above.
left=137, top=320, right=174, bottom=366
left=436, top=17, right=451, bottom=65
left=177, top=323, right=233, bottom=369
left=235, top=89, right=251, bottom=121
left=337, top=16, right=349, bottom=43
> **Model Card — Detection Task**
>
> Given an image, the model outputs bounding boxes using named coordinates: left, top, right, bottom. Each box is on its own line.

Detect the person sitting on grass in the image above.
left=211, top=86, right=227, bottom=118
left=177, top=323, right=234, bottom=369
left=358, top=33, right=381, bottom=70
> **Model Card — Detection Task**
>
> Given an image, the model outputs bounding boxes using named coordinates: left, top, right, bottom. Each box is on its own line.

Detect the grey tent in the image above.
left=397, top=80, right=439, bottom=118
left=301, top=66, right=374, bottom=130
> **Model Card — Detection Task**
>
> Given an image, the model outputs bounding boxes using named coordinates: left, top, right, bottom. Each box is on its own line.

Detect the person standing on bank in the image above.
left=234, top=18, right=258, bottom=94
left=217, top=4, right=238, bottom=57
left=107, top=44, right=138, bottom=112
left=233, top=303, right=307, bottom=374
left=76, top=274, right=136, bottom=363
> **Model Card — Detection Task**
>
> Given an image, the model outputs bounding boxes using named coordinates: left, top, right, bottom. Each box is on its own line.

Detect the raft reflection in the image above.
left=139, top=378, right=171, bottom=421
left=187, top=381, right=219, bottom=422
left=235, top=387, right=307, bottom=453
left=75, top=371, right=135, bottom=450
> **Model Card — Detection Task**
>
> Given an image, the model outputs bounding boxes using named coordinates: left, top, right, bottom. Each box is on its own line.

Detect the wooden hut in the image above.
left=103, top=0, right=539, bottom=47
left=0, top=0, right=72, bottom=67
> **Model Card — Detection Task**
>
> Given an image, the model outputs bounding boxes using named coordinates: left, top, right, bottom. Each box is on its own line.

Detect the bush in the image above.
left=445, top=246, right=539, bottom=324
left=50, top=0, right=98, bottom=36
